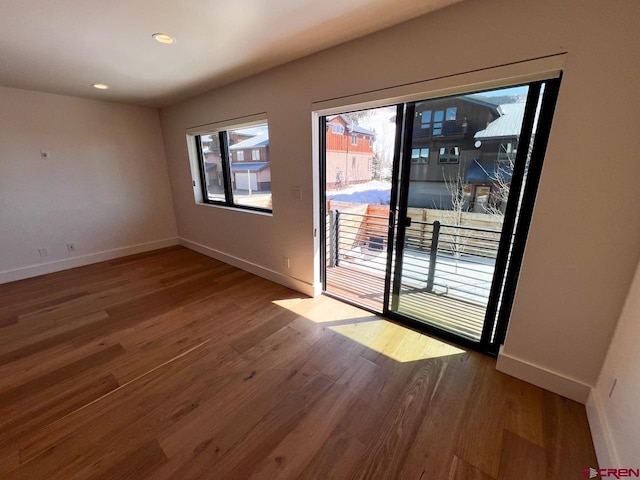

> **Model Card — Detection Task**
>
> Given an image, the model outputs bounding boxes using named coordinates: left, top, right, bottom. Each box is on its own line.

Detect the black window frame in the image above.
left=195, top=127, right=272, bottom=214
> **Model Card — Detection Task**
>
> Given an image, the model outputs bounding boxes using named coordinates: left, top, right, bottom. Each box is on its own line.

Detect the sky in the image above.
left=480, top=85, right=529, bottom=97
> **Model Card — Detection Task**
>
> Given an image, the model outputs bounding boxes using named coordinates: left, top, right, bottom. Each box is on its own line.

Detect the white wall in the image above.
left=588, top=259, right=640, bottom=467
left=0, top=86, right=178, bottom=282
left=160, top=0, right=640, bottom=403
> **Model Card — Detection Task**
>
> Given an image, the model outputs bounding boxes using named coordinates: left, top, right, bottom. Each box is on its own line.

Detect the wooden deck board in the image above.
left=326, top=264, right=485, bottom=339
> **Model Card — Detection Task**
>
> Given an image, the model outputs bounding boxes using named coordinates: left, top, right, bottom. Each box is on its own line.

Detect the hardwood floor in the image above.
left=0, top=246, right=597, bottom=479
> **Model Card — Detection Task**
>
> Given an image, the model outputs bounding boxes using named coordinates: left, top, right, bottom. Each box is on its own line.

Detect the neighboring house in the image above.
left=406, top=96, right=526, bottom=212
left=228, top=130, right=271, bottom=191
left=200, top=134, right=224, bottom=194
left=201, top=127, right=272, bottom=193
left=407, top=96, right=501, bottom=209
left=326, top=115, right=375, bottom=187
left=470, top=102, right=526, bottom=213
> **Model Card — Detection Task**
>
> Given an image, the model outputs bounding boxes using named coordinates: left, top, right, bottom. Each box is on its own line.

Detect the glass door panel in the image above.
left=389, top=82, right=553, bottom=347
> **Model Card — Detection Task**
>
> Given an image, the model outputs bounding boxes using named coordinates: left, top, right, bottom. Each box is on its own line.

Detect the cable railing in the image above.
left=326, top=210, right=502, bottom=307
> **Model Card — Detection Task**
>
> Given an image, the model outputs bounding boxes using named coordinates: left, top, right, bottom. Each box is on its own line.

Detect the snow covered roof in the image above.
left=474, top=103, right=525, bottom=140
left=229, top=162, right=270, bottom=172
left=228, top=131, right=269, bottom=149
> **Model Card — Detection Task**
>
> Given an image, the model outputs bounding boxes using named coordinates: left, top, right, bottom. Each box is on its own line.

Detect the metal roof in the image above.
left=228, top=131, right=269, bottom=150
left=230, top=162, right=270, bottom=172
left=474, top=103, right=525, bottom=140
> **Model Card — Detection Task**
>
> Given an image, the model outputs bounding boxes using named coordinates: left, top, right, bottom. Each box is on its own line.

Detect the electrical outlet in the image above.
left=38, top=248, right=48, bottom=257
left=67, top=243, right=77, bottom=252
left=282, top=256, right=290, bottom=269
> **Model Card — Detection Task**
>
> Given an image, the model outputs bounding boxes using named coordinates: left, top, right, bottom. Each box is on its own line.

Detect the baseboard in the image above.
left=0, top=237, right=180, bottom=285
left=179, top=237, right=316, bottom=297
left=586, top=389, right=619, bottom=468
left=496, top=347, right=591, bottom=403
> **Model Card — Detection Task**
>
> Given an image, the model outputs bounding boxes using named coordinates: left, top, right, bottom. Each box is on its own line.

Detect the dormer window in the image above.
left=331, top=124, right=344, bottom=134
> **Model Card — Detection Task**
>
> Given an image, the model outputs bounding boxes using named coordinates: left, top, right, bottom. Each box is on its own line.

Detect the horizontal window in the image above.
left=196, top=121, right=272, bottom=212
left=411, top=148, right=430, bottom=164
left=438, top=146, right=460, bottom=164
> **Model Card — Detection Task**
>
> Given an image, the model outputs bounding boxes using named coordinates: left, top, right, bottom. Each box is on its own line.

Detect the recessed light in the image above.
left=152, top=33, right=176, bottom=44
left=92, top=83, right=109, bottom=90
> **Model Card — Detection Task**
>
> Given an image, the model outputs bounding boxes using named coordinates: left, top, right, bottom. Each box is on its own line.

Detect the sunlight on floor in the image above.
left=272, top=297, right=376, bottom=323
left=329, top=320, right=465, bottom=362
left=273, top=297, right=466, bottom=363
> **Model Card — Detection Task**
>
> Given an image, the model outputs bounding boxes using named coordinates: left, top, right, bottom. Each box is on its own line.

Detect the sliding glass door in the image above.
left=322, top=79, right=560, bottom=354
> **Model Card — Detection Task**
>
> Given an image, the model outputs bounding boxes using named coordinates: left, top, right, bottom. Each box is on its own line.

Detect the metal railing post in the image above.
left=427, top=220, right=440, bottom=292
left=328, top=210, right=336, bottom=267
left=334, top=210, right=341, bottom=267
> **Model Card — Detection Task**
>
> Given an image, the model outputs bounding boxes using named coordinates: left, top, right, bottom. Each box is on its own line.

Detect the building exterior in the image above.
left=326, top=115, right=375, bottom=188
left=228, top=130, right=271, bottom=191
left=406, top=96, right=525, bottom=213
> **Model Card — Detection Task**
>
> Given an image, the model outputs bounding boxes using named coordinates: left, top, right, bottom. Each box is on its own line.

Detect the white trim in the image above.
left=312, top=53, right=565, bottom=115
left=0, top=238, right=180, bottom=285
left=186, top=112, right=267, bottom=136
left=586, top=389, right=619, bottom=468
left=179, top=237, right=316, bottom=297
left=496, top=346, right=591, bottom=403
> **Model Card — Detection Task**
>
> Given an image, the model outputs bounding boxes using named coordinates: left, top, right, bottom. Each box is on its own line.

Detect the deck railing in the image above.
left=327, top=210, right=502, bottom=306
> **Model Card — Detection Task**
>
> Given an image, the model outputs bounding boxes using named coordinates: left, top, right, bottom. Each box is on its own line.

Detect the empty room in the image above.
left=0, top=0, right=638, bottom=478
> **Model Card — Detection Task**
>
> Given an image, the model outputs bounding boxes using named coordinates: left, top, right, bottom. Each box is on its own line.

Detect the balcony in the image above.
left=325, top=210, right=502, bottom=340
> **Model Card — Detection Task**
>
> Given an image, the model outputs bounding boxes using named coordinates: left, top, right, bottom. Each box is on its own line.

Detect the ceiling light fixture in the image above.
left=92, top=83, right=109, bottom=90
left=152, top=33, right=176, bottom=44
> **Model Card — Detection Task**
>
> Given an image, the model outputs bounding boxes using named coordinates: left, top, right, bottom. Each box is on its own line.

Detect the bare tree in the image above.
left=442, top=165, right=471, bottom=261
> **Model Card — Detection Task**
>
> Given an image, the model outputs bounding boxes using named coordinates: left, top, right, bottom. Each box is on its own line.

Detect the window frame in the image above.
left=194, top=125, right=272, bottom=214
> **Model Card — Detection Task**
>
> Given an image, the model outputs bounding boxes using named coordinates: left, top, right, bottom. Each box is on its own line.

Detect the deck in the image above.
left=325, top=264, right=486, bottom=341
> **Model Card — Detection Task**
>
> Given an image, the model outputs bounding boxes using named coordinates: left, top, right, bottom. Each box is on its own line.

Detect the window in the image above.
left=420, top=110, right=432, bottom=130
left=411, top=148, right=430, bottom=164
left=351, top=134, right=358, bottom=145
left=195, top=121, right=271, bottom=212
left=369, top=137, right=373, bottom=147
left=446, top=107, right=457, bottom=121
left=331, top=124, right=344, bottom=134
left=433, top=110, right=444, bottom=135
left=438, top=146, right=460, bottom=164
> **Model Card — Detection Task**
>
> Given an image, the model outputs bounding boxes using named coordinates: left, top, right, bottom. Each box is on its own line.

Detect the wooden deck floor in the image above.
left=326, top=264, right=486, bottom=340
left=0, top=247, right=597, bottom=479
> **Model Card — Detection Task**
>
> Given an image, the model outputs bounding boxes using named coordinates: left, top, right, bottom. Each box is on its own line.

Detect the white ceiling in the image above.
left=0, top=0, right=461, bottom=107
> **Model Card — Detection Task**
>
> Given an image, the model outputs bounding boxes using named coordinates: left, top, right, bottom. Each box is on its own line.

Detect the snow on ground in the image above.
left=327, top=180, right=392, bottom=205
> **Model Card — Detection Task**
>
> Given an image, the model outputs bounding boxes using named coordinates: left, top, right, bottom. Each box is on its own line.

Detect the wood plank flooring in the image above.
left=0, top=246, right=598, bottom=479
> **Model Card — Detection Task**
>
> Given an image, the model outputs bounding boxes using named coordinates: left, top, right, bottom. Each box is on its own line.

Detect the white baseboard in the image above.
left=0, top=237, right=180, bottom=285
left=179, top=237, right=316, bottom=297
left=586, top=390, right=618, bottom=468
left=496, top=347, right=591, bottom=403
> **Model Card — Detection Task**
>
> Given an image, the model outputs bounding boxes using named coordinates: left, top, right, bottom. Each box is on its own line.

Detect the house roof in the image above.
left=230, top=162, right=270, bottom=172
left=228, top=131, right=269, bottom=149
left=474, top=103, right=525, bottom=140
left=327, top=114, right=376, bottom=136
